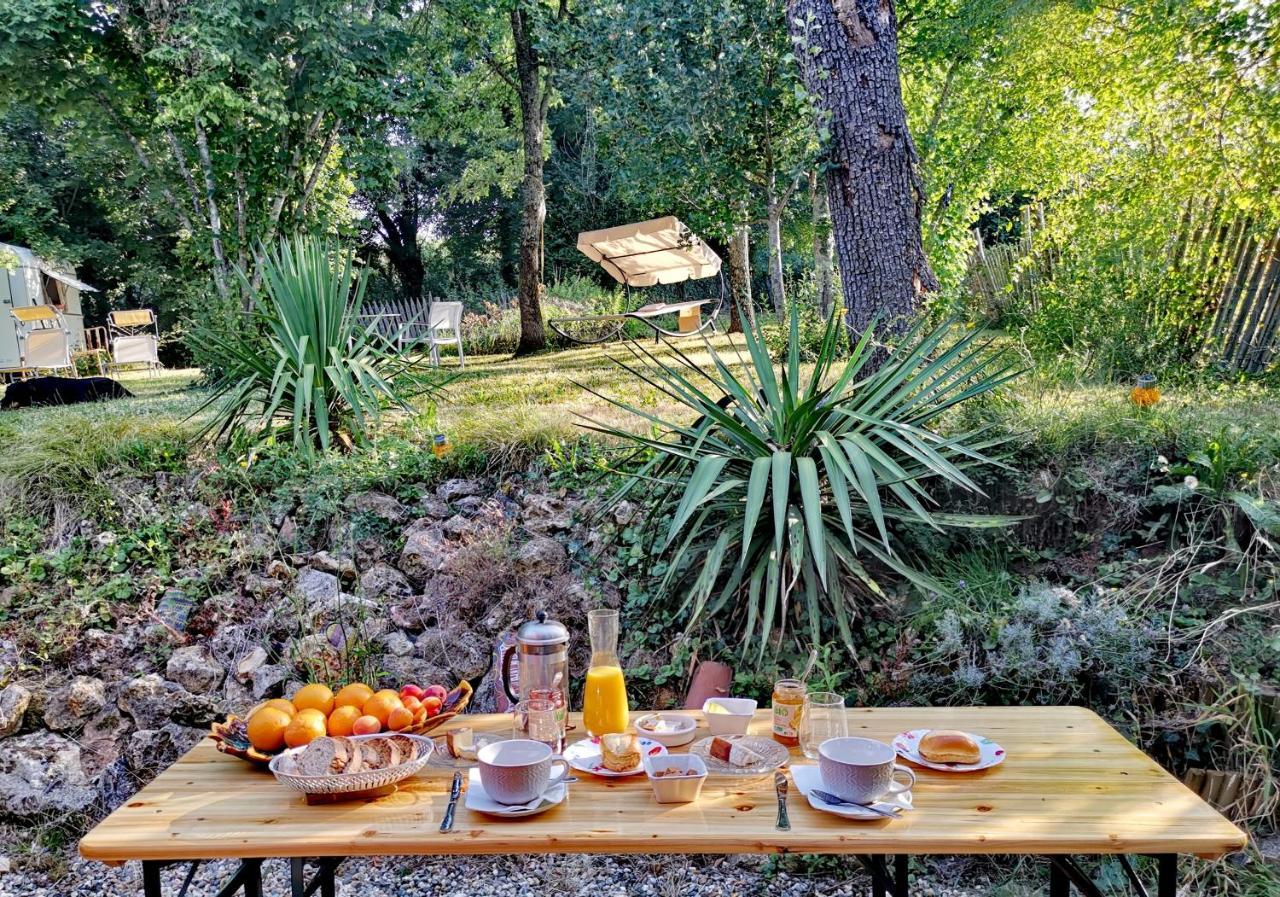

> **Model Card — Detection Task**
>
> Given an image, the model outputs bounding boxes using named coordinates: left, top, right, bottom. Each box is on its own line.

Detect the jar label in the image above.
left=773, top=701, right=802, bottom=739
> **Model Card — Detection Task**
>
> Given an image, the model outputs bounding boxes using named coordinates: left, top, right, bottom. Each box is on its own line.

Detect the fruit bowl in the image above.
left=405, top=681, right=472, bottom=735
left=211, top=680, right=473, bottom=767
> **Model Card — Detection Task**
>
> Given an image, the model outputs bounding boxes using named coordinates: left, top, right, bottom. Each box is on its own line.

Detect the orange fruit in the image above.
left=284, top=708, right=328, bottom=748
left=361, top=691, right=403, bottom=727
left=327, top=705, right=361, bottom=737
left=292, top=683, right=335, bottom=716
left=386, top=706, right=414, bottom=732
left=334, top=683, right=374, bottom=710
left=259, top=698, right=297, bottom=717
left=401, top=696, right=423, bottom=715
left=352, top=715, right=381, bottom=735
left=247, top=706, right=293, bottom=752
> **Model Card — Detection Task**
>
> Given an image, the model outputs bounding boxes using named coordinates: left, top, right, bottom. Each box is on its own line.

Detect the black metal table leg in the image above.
left=1157, top=855, right=1176, bottom=897
left=143, top=861, right=164, bottom=897
left=290, top=858, right=343, bottom=897
left=1049, top=859, right=1069, bottom=897
left=214, top=860, right=262, bottom=897
left=893, top=855, right=909, bottom=897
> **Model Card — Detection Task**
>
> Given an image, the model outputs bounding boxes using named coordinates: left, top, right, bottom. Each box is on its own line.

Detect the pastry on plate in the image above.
left=600, top=732, right=641, bottom=772
left=918, top=730, right=981, bottom=764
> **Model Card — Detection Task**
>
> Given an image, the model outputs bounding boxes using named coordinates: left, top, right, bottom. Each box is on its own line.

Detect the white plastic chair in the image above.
left=108, top=309, right=161, bottom=373
left=426, top=301, right=465, bottom=368
left=11, top=306, right=73, bottom=374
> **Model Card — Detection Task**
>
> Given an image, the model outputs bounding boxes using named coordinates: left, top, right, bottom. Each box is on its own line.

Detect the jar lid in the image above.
left=515, top=610, right=569, bottom=647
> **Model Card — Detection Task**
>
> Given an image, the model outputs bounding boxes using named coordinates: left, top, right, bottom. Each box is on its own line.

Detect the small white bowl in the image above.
left=701, top=697, right=757, bottom=736
left=643, top=753, right=708, bottom=804
left=635, top=713, right=697, bottom=747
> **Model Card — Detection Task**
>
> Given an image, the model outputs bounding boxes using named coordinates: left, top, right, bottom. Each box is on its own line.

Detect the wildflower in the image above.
left=1183, top=475, right=1199, bottom=490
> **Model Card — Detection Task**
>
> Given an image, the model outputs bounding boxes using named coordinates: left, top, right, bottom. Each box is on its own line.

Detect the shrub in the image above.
left=917, top=581, right=1159, bottom=707
left=191, top=236, right=444, bottom=459
left=590, top=308, right=1022, bottom=661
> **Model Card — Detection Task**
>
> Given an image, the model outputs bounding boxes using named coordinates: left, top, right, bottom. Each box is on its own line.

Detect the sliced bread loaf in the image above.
left=296, top=736, right=351, bottom=777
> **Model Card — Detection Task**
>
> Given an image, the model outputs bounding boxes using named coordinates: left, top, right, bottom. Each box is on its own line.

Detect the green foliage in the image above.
left=193, top=236, right=444, bottom=459
left=589, top=309, right=1022, bottom=660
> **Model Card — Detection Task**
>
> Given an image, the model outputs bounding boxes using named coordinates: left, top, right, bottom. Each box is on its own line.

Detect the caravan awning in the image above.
left=39, top=265, right=97, bottom=293
left=577, top=216, right=722, bottom=287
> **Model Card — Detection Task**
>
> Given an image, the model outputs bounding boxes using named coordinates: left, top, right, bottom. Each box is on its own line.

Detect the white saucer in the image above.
left=464, top=768, right=566, bottom=817
left=789, top=765, right=913, bottom=821
left=563, top=736, right=668, bottom=777
left=892, top=729, right=1006, bottom=772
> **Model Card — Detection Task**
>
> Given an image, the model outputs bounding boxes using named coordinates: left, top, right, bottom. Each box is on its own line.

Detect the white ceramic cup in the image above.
left=818, top=736, right=916, bottom=804
left=478, top=738, right=569, bottom=805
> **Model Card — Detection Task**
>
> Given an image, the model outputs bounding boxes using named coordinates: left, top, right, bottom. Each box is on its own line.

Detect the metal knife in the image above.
left=774, top=771, right=791, bottom=831
left=439, top=771, right=462, bottom=833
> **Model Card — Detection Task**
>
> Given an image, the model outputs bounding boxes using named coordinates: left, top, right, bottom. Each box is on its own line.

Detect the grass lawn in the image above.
left=4, top=338, right=1280, bottom=514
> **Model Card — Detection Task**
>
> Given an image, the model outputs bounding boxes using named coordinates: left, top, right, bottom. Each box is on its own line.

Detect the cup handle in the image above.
left=548, top=759, right=570, bottom=786
left=887, top=764, right=916, bottom=794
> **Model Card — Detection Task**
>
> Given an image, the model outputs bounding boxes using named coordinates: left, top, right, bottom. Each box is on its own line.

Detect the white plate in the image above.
left=563, top=736, right=667, bottom=777
left=689, top=735, right=789, bottom=778
left=892, top=729, right=1006, bottom=772
left=464, top=767, right=566, bottom=817
left=790, top=765, right=912, bottom=820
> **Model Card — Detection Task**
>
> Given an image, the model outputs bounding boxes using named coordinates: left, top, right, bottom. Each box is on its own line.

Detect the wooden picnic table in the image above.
left=79, top=705, right=1245, bottom=897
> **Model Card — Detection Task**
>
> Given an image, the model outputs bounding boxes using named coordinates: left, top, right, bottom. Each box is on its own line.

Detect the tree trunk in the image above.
left=727, top=224, right=755, bottom=333
left=785, top=0, right=937, bottom=338
left=766, top=193, right=786, bottom=318
left=511, top=5, right=548, bottom=355
left=809, top=168, right=835, bottom=318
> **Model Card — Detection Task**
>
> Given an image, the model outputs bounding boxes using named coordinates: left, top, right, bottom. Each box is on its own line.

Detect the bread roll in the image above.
left=919, top=729, right=981, bottom=764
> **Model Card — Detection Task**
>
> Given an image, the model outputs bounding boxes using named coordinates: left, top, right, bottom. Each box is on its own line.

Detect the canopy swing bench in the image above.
left=549, top=216, right=726, bottom=344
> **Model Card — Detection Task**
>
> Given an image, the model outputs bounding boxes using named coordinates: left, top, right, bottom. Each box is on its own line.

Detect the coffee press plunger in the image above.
left=501, top=610, right=569, bottom=706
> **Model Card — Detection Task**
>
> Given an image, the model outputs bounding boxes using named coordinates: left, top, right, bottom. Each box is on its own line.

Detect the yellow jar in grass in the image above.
left=1130, top=374, right=1160, bottom=407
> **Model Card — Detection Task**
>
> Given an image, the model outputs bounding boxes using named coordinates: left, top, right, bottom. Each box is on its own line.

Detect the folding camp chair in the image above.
left=108, top=309, right=161, bottom=373
left=11, top=306, right=74, bottom=375
left=426, top=301, right=465, bottom=368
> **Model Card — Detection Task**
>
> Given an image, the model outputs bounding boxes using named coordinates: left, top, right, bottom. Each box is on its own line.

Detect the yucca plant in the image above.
left=193, top=236, right=443, bottom=459
left=583, top=308, right=1022, bottom=660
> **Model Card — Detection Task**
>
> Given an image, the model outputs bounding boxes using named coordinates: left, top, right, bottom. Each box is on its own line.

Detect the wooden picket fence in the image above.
left=360, top=296, right=439, bottom=346
left=963, top=200, right=1280, bottom=374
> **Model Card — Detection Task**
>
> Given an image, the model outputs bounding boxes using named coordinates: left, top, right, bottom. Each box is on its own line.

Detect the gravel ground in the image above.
left=1, top=854, right=1024, bottom=897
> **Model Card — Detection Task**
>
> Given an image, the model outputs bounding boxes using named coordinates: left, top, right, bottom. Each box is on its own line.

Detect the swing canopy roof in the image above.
left=576, top=216, right=722, bottom=287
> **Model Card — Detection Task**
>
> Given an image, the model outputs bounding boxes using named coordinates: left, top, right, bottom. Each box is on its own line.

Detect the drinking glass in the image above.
left=512, top=697, right=564, bottom=752
left=800, top=691, right=848, bottom=760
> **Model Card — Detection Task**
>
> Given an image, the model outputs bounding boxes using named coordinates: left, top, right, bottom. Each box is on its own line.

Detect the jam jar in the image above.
left=772, top=678, right=806, bottom=746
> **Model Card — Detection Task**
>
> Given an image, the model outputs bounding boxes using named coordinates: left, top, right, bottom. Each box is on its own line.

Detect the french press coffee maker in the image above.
left=501, top=611, right=569, bottom=746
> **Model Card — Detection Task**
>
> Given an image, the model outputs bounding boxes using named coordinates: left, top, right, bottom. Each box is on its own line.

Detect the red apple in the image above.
left=423, top=684, right=447, bottom=702
left=399, top=684, right=425, bottom=701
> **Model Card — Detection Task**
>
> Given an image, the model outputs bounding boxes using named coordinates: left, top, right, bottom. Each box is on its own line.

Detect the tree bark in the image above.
left=511, top=3, right=549, bottom=355
left=766, top=190, right=786, bottom=318
left=785, top=0, right=937, bottom=338
left=727, top=224, right=755, bottom=333
left=809, top=168, right=835, bottom=318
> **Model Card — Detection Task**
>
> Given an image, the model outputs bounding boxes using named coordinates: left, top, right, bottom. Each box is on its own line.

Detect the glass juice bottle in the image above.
left=582, top=609, right=630, bottom=736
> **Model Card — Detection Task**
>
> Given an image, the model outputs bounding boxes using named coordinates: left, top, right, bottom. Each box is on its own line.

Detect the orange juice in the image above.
left=583, top=665, right=630, bottom=736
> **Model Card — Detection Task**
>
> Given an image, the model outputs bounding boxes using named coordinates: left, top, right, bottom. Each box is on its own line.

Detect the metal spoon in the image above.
left=810, top=788, right=901, bottom=820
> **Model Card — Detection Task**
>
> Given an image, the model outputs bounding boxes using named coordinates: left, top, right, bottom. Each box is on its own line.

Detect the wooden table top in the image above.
left=79, top=705, right=1246, bottom=864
